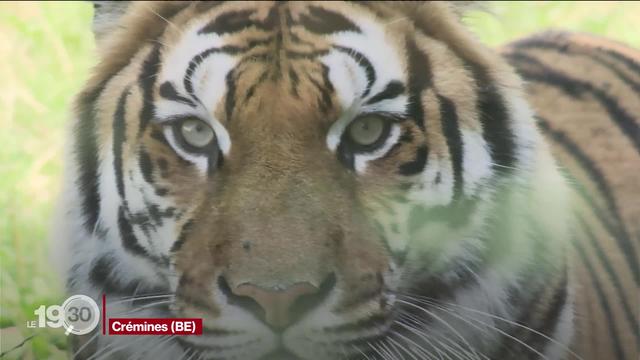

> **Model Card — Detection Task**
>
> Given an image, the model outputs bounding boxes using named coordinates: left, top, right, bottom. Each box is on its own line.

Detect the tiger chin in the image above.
left=51, top=1, right=639, bottom=360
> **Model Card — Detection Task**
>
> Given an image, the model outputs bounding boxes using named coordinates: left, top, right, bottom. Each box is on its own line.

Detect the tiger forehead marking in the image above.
left=56, top=1, right=639, bottom=360
left=156, top=2, right=409, bottom=160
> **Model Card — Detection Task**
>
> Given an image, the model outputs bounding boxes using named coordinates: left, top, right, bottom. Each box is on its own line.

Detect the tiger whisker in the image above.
left=116, top=299, right=173, bottom=316
left=401, top=292, right=584, bottom=360
left=108, top=293, right=174, bottom=305
left=397, top=316, right=481, bottom=360
left=402, top=295, right=551, bottom=360
left=396, top=299, right=483, bottom=360
left=393, top=318, right=453, bottom=360
left=382, top=337, right=403, bottom=360
left=386, top=332, right=422, bottom=360
left=400, top=306, right=490, bottom=360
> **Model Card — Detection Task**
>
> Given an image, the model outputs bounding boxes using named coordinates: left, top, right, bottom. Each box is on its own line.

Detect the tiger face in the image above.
left=61, top=1, right=569, bottom=359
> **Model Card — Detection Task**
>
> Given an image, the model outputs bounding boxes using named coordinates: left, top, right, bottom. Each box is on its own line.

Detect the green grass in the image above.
left=0, top=1, right=638, bottom=358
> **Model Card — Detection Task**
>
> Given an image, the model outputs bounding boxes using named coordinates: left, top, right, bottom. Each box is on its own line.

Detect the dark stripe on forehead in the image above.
left=75, top=83, right=106, bottom=232
left=198, top=9, right=255, bottom=35
left=288, top=67, right=300, bottom=98
left=113, top=88, right=132, bottom=199
left=242, top=70, right=270, bottom=105
left=306, top=65, right=334, bottom=114
left=365, top=81, right=405, bottom=105
left=334, top=46, right=377, bottom=98
left=297, top=5, right=361, bottom=35
left=139, top=45, right=162, bottom=135
left=405, top=38, right=431, bottom=131
left=507, top=52, right=640, bottom=153
left=437, top=94, right=464, bottom=200
left=159, top=81, right=196, bottom=107
left=198, top=5, right=282, bottom=36
left=224, top=68, right=237, bottom=122
left=183, top=45, right=245, bottom=99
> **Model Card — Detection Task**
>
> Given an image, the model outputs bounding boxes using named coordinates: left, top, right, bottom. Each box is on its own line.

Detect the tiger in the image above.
left=51, top=1, right=639, bottom=360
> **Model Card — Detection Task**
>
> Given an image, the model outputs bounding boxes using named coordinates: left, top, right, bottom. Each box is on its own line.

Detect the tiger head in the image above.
left=61, top=1, right=567, bottom=359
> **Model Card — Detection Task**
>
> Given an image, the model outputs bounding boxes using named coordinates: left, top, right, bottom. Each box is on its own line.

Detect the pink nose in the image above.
left=232, top=282, right=319, bottom=329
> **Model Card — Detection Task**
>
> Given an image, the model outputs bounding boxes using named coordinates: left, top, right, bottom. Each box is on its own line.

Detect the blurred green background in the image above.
left=0, top=1, right=638, bottom=358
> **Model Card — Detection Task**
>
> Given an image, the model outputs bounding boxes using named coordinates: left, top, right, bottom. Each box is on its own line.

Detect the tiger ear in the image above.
left=91, top=1, right=131, bottom=41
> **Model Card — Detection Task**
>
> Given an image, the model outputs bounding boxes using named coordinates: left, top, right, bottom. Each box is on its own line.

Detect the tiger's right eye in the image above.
left=180, top=118, right=215, bottom=148
left=169, top=117, right=219, bottom=157
left=347, top=115, right=386, bottom=147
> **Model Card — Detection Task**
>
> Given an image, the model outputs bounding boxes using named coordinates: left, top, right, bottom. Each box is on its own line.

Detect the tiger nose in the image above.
left=220, top=275, right=336, bottom=330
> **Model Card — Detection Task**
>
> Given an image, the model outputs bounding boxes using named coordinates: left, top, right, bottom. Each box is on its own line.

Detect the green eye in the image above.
left=179, top=118, right=215, bottom=149
left=347, top=114, right=387, bottom=147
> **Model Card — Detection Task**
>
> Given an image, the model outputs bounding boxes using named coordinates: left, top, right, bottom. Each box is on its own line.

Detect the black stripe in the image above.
left=493, top=269, right=568, bottom=360
left=90, top=254, right=170, bottom=301
left=578, top=216, right=639, bottom=335
left=572, top=237, right=628, bottom=360
left=285, top=49, right=330, bottom=59
left=139, top=45, right=162, bottom=135
left=183, top=45, right=245, bottom=98
left=242, top=70, right=270, bottom=104
left=139, top=147, right=154, bottom=184
left=198, top=9, right=256, bottom=35
left=334, top=45, right=376, bottom=97
left=306, top=67, right=333, bottom=114
left=471, top=67, right=515, bottom=171
left=224, top=68, right=237, bottom=121
left=159, top=81, right=196, bottom=107
left=113, top=88, right=131, bottom=199
left=398, top=145, right=428, bottom=176
left=118, top=206, right=149, bottom=257
left=506, top=52, right=640, bottom=153
left=319, top=63, right=335, bottom=113
left=171, top=219, right=194, bottom=253
left=288, top=67, right=300, bottom=98
left=437, top=95, right=464, bottom=199
left=537, top=118, right=639, bottom=284
left=509, top=38, right=640, bottom=93
left=531, top=270, right=569, bottom=356
left=365, top=81, right=405, bottom=105
left=297, top=6, right=360, bottom=35
left=75, top=84, right=106, bottom=232
left=405, top=38, right=432, bottom=130
left=513, top=36, right=640, bottom=74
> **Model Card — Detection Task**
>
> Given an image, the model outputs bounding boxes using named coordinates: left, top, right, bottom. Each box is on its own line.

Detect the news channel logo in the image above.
left=27, top=295, right=100, bottom=335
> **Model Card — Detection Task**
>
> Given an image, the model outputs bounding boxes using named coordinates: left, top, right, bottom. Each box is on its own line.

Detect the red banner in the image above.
left=108, top=318, right=202, bottom=335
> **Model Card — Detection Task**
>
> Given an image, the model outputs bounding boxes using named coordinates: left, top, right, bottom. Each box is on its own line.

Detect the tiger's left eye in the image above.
left=346, top=115, right=388, bottom=147
left=179, top=118, right=215, bottom=148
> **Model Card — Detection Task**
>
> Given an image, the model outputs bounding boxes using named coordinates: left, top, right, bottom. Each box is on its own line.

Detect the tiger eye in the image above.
left=180, top=118, right=215, bottom=148
left=347, top=115, right=386, bottom=146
